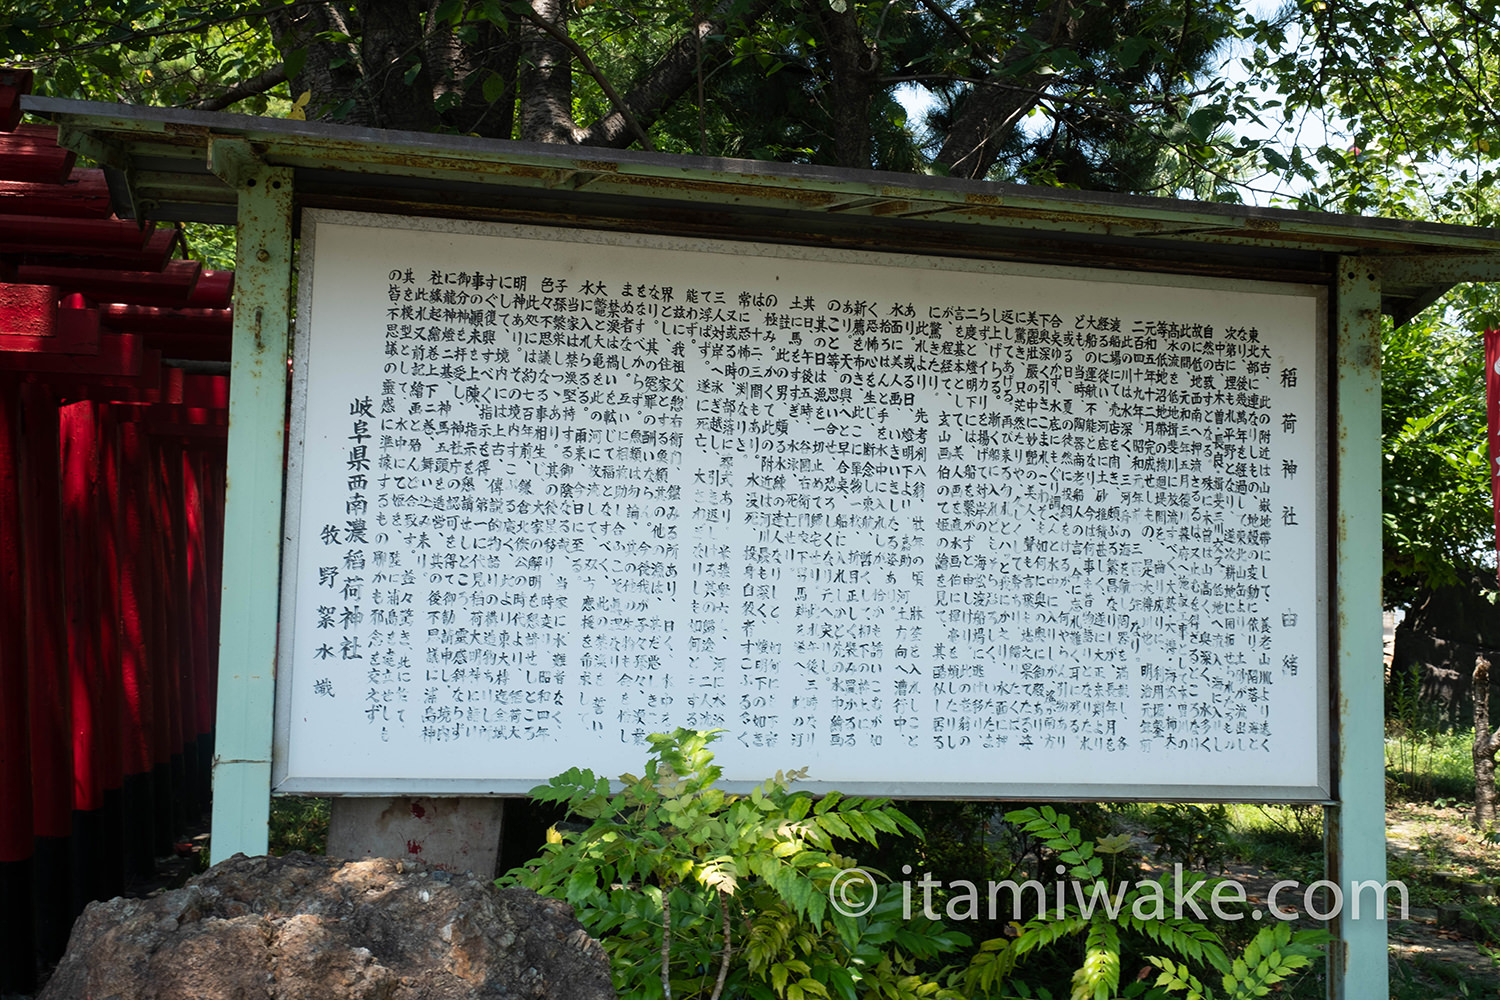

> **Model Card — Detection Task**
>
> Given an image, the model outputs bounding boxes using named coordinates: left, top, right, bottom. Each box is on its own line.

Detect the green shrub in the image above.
left=968, top=807, right=1330, bottom=1000
left=268, top=796, right=330, bottom=856
left=1142, top=804, right=1232, bottom=873
left=497, top=728, right=967, bottom=999
left=1385, top=725, right=1479, bottom=802
left=500, top=731, right=1329, bottom=1000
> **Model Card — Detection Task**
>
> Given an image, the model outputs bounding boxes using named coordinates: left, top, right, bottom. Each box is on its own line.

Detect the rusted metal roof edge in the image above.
left=23, top=94, right=1500, bottom=329
left=27, top=95, right=1500, bottom=254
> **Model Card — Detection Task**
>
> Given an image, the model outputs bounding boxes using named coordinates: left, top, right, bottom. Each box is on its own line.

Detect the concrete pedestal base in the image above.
left=326, top=797, right=505, bottom=877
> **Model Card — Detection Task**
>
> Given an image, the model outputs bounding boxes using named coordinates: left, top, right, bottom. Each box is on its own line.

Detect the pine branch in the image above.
left=38, top=0, right=316, bottom=55
left=913, top=0, right=1004, bottom=73
left=931, top=0, right=1080, bottom=179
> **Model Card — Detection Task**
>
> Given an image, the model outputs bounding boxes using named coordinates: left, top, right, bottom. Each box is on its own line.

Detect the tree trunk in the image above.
left=268, top=2, right=371, bottom=125
left=1473, top=653, right=1500, bottom=828
left=355, top=0, right=441, bottom=132
left=271, top=0, right=773, bottom=150
left=810, top=4, right=880, bottom=170
left=424, top=2, right=519, bottom=139
left=518, top=0, right=587, bottom=143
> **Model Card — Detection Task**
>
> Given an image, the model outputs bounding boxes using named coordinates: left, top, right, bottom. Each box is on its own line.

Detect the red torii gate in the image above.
left=0, top=69, right=233, bottom=994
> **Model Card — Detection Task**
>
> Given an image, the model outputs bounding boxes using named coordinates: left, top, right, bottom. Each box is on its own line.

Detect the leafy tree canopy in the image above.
left=5, top=1, right=1494, bottom=211
left=4, top=0, right=1252, bottom=189
left=1381, top=287, right=1497, bottom=607
left=1235, top=1, right=1500, bottom=599
left=1237, top=0, right=1500, bottom=225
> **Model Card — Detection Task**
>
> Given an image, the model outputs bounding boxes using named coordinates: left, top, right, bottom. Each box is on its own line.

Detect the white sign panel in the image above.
left=274, top=210, right=1328, bottom=800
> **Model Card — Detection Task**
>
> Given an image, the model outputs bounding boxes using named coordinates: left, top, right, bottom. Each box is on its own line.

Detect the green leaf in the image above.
left=565, top=867, right=598, bottom=901
left=817, top=812, right=854, bottom=841
left=483, top=68, right=513, bottom=104
left=773, top=961, right=792, bottom=994
left=1187, top=108, right=1220, bottom=143
left=281, top=46, right=308, bottom=81
left=823, top=964, right=858, bottom=1000
left=1070, top=921, right=1120, bottom=1000
left=1115, top=35, right=1152, bottom=69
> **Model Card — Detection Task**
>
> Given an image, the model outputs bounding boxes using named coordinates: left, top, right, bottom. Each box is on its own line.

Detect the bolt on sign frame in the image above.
left=27, top=93, right=1500, bottom=1000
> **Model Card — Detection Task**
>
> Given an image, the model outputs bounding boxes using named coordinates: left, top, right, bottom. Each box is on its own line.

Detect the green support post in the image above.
left=1328, top=257, right=1387, bottom=998
left=208, top=140, right=293, bottom=862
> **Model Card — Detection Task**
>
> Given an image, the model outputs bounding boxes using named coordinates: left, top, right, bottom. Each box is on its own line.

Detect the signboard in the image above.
left=274, top=209, right=1328, bottom=800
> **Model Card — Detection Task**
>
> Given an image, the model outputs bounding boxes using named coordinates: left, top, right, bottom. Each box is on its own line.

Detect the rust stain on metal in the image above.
left=823, top=196, right=914, bottom=216
left=573, top=160, right=619, bottom=173
left=299, top=141, right=561, bottom=184
left=866, top=199, right=912, bottom=217
left=507, top=164, right=555, bottom=180
left=604, top=171, right=837, bottom=207
left=163, top=122, right=212, bottom=141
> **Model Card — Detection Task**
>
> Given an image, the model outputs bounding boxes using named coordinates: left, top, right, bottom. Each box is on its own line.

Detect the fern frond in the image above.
left=1070, top=921, right=1120, bottom=1000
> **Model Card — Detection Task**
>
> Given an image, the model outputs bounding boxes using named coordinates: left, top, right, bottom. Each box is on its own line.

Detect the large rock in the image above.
left=39, top=852, right=616, bottom=1000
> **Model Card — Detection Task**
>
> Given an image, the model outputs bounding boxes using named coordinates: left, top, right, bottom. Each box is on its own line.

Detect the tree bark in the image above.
left=518, top=0, right=587, bottom=143
left=267, top=2, right=372, bottom=125
left=269, top=0, right=773, bottom=150
left=810, top=2, right=881, bottom=170
left=355, top=0, right=442, bottom=132
left=425, top=0, right=519, bottom=138
left=191, top=66, right=288, bottom=111
left=1474, top=653, right=1500, bottom=828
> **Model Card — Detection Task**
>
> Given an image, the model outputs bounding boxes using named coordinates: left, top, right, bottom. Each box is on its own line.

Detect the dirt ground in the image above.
left=1384, top=802, right=1500, bottom=992
left=1126, top=800, right=1500, bottom=996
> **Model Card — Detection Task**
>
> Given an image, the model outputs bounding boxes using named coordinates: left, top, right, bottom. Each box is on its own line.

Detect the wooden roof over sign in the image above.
left=20, top=93, right=1500, bottom=326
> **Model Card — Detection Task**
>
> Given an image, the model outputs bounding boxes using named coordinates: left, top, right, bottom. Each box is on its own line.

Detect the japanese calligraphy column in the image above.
left=207, top=140, right=292, bottom=861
